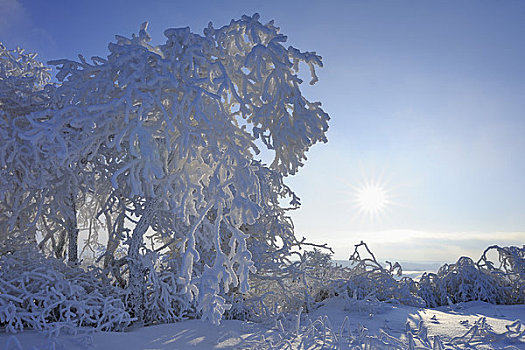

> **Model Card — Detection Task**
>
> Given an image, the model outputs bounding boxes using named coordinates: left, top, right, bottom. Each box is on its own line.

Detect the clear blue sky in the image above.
left=2, top=0, right=524, bottom=262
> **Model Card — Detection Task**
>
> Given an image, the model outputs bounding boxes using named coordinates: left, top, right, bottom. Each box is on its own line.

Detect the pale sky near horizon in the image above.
left=2, top=0, right=524, bottom=262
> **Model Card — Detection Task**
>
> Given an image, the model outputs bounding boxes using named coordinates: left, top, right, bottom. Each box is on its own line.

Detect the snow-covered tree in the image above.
left=0, top=43, right=54, bottom=253
left=0, top=43, right=85, bottom=265
left=6, top=13, right=329, bottom=324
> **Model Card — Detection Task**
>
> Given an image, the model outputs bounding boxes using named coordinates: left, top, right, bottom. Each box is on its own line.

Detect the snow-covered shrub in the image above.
left=240, top=241, right=425, bottom=323
left=418, top=257, right=502, bottom=307
left=418, top=245, right=525, bottom=307
left=0, top=247, right=131, bottom=334
left=239, top=244, right=345, bottom=324
left=323, top=242, right=425, bottom=308
left=118, top=251, right=199, bottom=325
left=477, top=245, right=525, bottom=304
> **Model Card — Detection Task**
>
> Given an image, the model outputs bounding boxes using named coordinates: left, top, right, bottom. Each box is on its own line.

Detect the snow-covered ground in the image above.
left=2, top=301, right=524, bottom=349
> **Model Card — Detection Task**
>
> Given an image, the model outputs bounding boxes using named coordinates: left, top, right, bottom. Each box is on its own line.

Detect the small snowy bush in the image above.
left=119, top=251, right=199, bottom=325
left=214, top=246, right=347, bottom=324
left=321, top=242, right=425, bottom=309
left=418, top=245, right=525, bottom=307
left=0, top=247, right=131, bottom=334
left=477, top=245, right=525, bottom=304
left=304, top=243, right=524, bottom=312
left=418, top=257, right=503, bottom=307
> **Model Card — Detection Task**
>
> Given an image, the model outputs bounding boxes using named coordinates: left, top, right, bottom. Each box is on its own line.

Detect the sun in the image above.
left=352, top=178, right=392, bottom=220
left=356, top=184, right=387, bottom=213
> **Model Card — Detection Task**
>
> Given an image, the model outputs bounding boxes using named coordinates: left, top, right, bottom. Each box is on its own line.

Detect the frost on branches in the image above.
left=1, top=14, right=329, bottom=325
left=0, top=43, right=57, bottom=254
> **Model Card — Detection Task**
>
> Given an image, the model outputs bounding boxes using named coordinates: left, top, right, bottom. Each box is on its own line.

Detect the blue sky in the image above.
left=2, top=0, right=524, bottom=262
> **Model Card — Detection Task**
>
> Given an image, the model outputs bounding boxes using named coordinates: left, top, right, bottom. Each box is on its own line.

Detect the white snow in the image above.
left=2, top=301, right=524, bottom=349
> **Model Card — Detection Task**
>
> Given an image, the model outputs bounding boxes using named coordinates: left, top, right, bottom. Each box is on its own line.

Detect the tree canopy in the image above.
left=0, top=14, right=329, bottom=324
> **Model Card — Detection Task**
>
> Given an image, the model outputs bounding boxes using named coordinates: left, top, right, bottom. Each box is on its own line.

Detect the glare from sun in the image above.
left=357, top=184, right=386, bottom=212
left=353, top=179, right=392, bottom=220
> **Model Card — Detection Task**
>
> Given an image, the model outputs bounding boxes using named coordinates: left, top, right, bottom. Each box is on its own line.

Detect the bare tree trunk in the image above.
left=104, top=210, right=121, bottom=269
left=128, top=198, right=157, bottom=324
left=65, top=192, right=79, bottom=265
